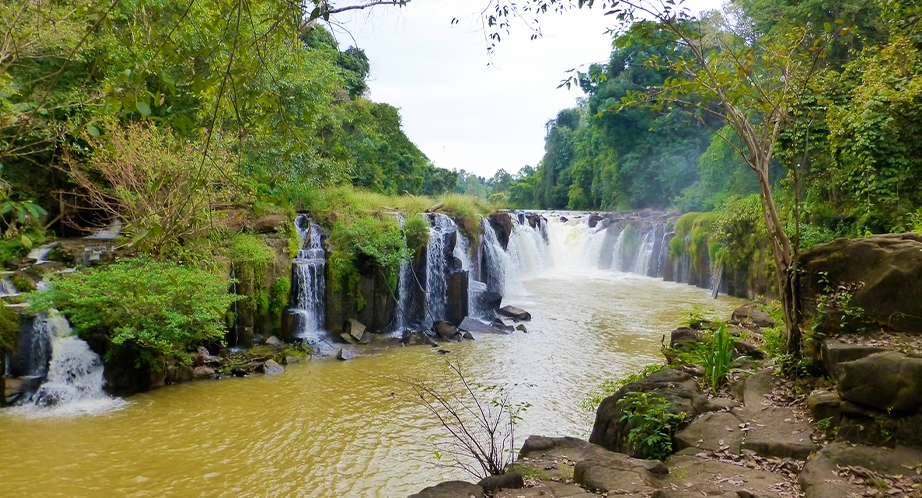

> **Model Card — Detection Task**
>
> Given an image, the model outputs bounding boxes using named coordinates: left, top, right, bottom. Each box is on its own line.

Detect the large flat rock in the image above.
left=674, top=411, right=745, bottom=455
left=663, top=455, right=788, bottom=498
left=820, top=339, right=888, bottom=378
left=740, top=406, right=818, bottom=460
left=494, top=481, right=594, bottom=497
left=406, top=480, right=483, bottom=498
left=799, top=443, right=922, bottom=498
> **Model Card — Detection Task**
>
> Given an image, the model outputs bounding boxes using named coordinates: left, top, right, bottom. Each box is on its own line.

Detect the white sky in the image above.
left=332, top=0, right=724, bottom=179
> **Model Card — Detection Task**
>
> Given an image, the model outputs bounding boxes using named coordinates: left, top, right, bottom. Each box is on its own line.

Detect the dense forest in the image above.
left=494, top=0, right=922, bottom=241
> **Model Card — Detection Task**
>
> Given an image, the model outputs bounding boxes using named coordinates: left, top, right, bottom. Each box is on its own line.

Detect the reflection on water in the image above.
left=0, top=269, right=742, bottom=497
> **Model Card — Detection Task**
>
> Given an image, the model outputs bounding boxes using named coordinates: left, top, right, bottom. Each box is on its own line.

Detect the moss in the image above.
left=0, top=305, right=19, bottom=351
left=224, top=234, right=275, bottom=319
left=269, top=276, right=291, bottom=329
left=11, top=274, right=34, bottom=293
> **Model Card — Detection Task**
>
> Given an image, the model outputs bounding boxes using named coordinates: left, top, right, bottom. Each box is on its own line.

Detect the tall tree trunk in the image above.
left=754, top=159, right=802, bottom=354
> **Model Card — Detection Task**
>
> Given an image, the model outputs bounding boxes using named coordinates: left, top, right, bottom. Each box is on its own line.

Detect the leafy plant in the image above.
left=26, top=258, right=239, bottom=366
left=581, top=363, right=668, bottom=412
left=697, top=325, right=742, bottom=392
left=678, top=306, right=715, bottom=329
left=617, top=391, right=687, bottom=461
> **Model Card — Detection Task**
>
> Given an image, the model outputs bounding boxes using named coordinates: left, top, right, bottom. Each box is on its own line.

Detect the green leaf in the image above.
left=87, top=125, right=100, bottom=137
left=136, top=101, right=152, bottom=117
left=20, top=234, right=32, bottom=250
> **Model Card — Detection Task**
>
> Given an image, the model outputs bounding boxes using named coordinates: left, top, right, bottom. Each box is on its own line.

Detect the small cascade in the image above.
left=481, top=217, right=509, bottom=299
left=656, top=231, right=672, bottom=279
left=19, top=313, right=123, bottom=415
left=290, top=214, right=326, bottom=342
left=610, top=229, right=626, bottom=271
left=27, top=243, right=56, bottom=263
left=675, top=236, right=692, bottom=283
left=392, top=214, right=416, bottom=334
left=423, top=213, right=458, bottom=326
left=631, top=228, right=656, bottom=276
left=0, top=272, right=19, bottom=298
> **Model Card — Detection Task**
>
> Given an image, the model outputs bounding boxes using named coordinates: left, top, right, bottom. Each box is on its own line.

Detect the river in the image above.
left=0, top=217, right=743, bottom=497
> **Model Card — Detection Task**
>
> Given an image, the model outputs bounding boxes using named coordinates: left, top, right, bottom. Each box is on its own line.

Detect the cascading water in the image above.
left=506, top=217, right=551, bottom=275
left=27, top=243, right=56, bottom=263
left=290, top=215, right=326, bottom=342
left=0, top=272, right=19, bottom=298
left=632, top=228, right=656, bottom=276
left=481, top=217, right=508, bottom=299
left=17, top=313, right=123, bottom=416
left=610, top=228, right=626, bottom=271
left=423, top=213, right=457, bottom=326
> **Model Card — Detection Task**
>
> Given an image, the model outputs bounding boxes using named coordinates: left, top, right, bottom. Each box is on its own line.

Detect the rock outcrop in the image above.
left=799, top=233, right=922, bottom=333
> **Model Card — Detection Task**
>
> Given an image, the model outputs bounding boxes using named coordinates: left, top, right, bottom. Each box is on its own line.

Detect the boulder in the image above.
left=836, top=350, right=922, bottom=414
left=406, top=481, right=483, bottom=498
left=433, top=320, right=459, bottom=340
left=820, top=339, right=888, bottom=378
left=669, top=327, right=702, bottom=352
left=497, top=305, right=531, bottom=321
left=799, top=233, right=922, bottom=333
left=476, top=471, right=524, bottom=492
left=259, top=359, right=284, bottom=375
left=344, top=319, right=366, bottom=342
left=489, top=212, right=513, bottom=250
left=264, top=335, right=283, bottom=346
left=730, top=304, right=775, bottom=328
left=589, top=369, right=725, bottom=457
left=587, top=213, right=605, bottom=228
left=459, top=317, right=512, bottom=335
left=462, top=331, right=474, bottom=341
left=517, top=436, right=666, bottom=493
left=807, top=390, right=842, bottom=427
left=734, top=340, right=766, bottom=360
left=336, top=348, right=356, bottom=361
left=193, top=366, right=215, bottom=379
left=253, top=213, right=286, bottom=233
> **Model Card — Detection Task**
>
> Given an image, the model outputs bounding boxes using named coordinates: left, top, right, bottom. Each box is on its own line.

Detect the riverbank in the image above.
left=411, top=298, right=922, bottom=497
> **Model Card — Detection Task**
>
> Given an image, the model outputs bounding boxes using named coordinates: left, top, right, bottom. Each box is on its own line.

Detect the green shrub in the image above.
left=617, top=391, right=687, bottom=460
left=697, top=325, right=741, bottom=392
left=581, top=364, right=668, bottom=412
left=403, top=214, right=430, bottom=252
left=26, top=258, right=239, bottom=366
left=224, top=233, right=275, bottom=319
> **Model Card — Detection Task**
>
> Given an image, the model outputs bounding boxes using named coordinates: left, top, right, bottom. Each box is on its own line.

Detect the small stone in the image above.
left=260, top=360, right=284, bottom=375
left=264, top=335, right=283, bottom=346
left=336, top=348, right=356, bottom=361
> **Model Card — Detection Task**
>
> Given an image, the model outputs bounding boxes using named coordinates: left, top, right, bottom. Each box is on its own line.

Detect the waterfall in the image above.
left=610, top=229, right=625, bottom=271
left=481, top=217, right=508, bottom=299
left=18, top=313, right=124, bottom=416
left=632, top=228, right=656, bottom=276
left=423, top=213, right=457, bottom=326
left=392, top=214, right=415, bottom=334
left=507, top=217, right=551, bottom=276
left=290, top=214, right=326, bottom=342
left=0, top=272, right=19, bottom=298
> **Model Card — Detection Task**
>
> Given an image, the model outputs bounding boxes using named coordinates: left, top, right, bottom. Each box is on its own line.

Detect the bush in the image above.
left=224, top=233, right=275, bottom=319
left=26, top=258, right=238, bottom=366
left=617, top=391, right=686, bottom=460
left=697, top=325, right=740, bottom=392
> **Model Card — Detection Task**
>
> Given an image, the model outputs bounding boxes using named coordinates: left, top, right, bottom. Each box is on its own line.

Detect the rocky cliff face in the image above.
left=799, top=233, right=922, bottom=333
